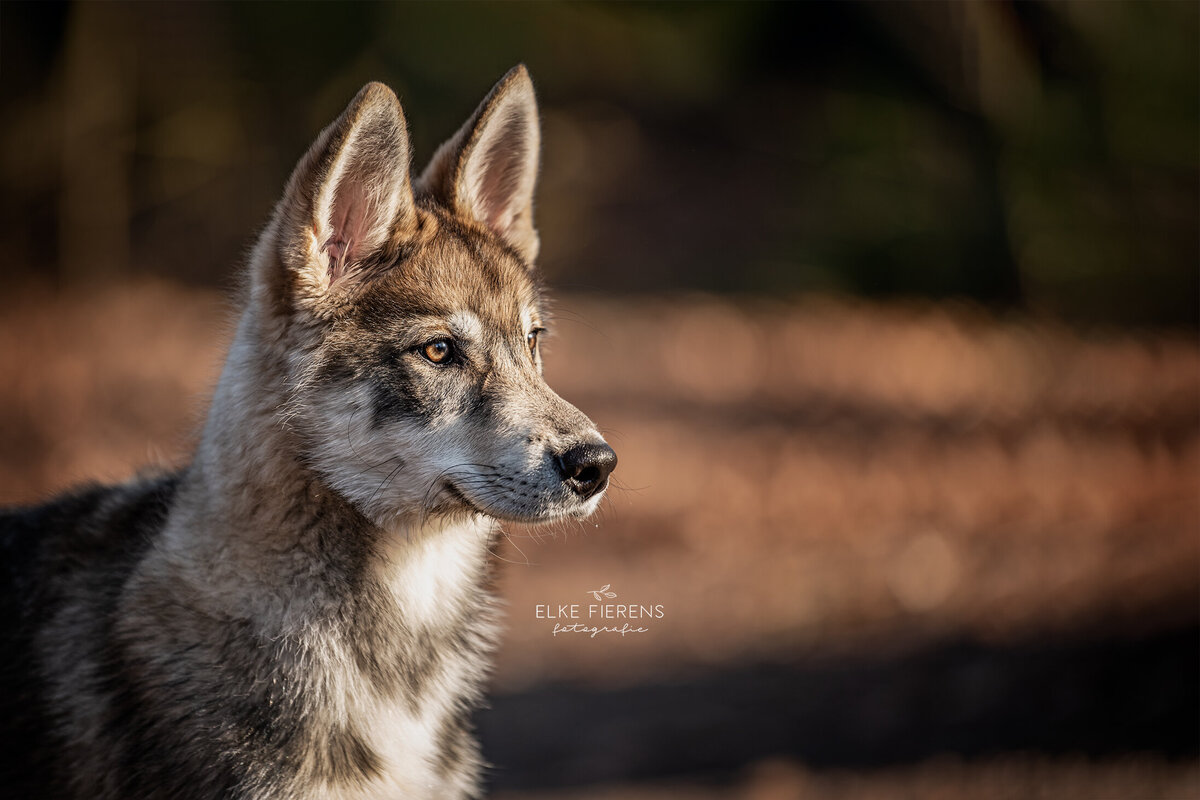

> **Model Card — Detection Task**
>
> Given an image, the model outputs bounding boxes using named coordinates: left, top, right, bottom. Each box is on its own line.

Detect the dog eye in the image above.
left=422, top=339, right=456, bottom=365
left=526, top=328, right=545, bottom=358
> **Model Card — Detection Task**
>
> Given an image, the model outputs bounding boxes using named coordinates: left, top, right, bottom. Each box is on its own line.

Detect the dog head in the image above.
left=248, top=66, right=615, bottom=528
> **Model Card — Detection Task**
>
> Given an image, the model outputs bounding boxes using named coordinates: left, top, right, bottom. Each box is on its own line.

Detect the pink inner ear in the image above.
left=474, top=112, right=530, bottom=234
left=322, top=237, right=350, bottom=282
left=324, top=174, right=373, bottom=283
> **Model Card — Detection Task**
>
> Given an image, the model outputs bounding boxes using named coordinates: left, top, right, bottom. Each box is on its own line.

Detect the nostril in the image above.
left=555, top=442, right=617, bottom=499
left=554, top=453, right=580, bottom=481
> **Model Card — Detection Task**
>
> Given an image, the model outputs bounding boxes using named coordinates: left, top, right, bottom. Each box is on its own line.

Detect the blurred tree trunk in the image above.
left=860, top=0, right=1028, bottom=307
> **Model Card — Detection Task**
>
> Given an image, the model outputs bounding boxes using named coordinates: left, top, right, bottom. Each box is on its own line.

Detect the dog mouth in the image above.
left=441, top=477, right=601, bottom=524
left=442, top=480, right=489, bottom=516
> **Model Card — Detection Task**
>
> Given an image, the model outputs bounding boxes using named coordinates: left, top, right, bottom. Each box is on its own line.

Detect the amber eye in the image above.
left=422, top=339, right=455, bottom=365
left=526, top=328, right=544, bottom=358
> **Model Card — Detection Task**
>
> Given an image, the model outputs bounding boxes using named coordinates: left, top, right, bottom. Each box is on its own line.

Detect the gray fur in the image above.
left=0, top=66, right=614, bottom=799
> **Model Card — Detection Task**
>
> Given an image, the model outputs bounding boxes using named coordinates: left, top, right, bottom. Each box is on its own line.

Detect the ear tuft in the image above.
left=419, top=65, right=541, bottom=263
left=315, top=83, right=416, bottom=286
left=276, top=81, right=417, bottom=296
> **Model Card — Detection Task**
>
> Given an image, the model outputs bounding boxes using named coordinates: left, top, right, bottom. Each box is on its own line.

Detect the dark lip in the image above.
left=442, top=480, right=488, bottom=516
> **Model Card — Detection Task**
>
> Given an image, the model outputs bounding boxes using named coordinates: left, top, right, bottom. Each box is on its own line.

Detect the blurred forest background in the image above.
left=2, top=0, right=1196, bottom=323
left=0, top=2, right=1197, bottom=799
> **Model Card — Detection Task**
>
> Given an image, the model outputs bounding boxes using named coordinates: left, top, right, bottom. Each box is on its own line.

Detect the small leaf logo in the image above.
left=588, top=584, right=618, bottom=602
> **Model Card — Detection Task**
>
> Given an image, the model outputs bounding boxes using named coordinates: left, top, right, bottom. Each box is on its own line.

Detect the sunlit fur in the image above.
left=0, top=66, right=612, bottom=799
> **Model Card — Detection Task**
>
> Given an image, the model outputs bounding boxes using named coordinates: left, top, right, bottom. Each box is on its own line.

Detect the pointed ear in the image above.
left=419, top=65, right=541, bottom=263
left=275, top=82, right=416, bottom=295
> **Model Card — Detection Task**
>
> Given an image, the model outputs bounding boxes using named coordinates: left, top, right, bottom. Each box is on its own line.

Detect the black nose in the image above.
left=555, top=442, right=617, bottom=499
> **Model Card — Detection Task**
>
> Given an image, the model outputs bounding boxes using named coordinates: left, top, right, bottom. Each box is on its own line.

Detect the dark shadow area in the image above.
left=2, top=1, right=1196, bottom=325
left=479, top=620, right=1199, bottom=790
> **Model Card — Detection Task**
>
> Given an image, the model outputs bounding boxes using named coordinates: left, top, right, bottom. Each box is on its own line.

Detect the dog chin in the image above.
left=510, top=494, right=606, bottom=526
left=446, top=482, right=604, bottom=525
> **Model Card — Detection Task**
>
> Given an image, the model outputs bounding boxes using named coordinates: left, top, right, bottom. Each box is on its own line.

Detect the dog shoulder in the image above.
left=1, top=474, right=179, bottom=607
left=0, top=473, right=181, bottom=796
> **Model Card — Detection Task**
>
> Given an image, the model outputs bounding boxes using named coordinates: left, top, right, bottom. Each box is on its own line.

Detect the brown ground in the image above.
left=1, top=282, right=1196, bottom=799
